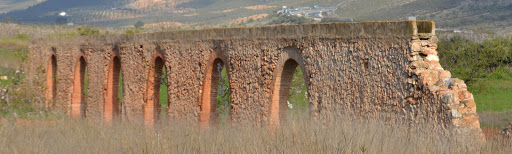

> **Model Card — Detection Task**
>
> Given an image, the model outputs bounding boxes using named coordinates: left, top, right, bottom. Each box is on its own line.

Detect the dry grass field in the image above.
left=0, top=114, right=511, bottom=153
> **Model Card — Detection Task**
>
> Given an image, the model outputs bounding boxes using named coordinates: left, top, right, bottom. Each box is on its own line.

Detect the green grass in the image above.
left=0, top=67, right=16, bottom=87
left=0, top=34, right=28, bottom=87
left=471, top=72, right=512, bottom=112
left=159, top=67, right=169, bottom=115
left=0, top=34, right=28, bottom=70
left=83, top=68, right=88, bottom=97
left=288, top=66, right=308, bottom=109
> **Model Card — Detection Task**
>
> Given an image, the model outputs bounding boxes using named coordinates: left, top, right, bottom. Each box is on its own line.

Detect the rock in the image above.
left=463, top=115, right=479, bottom=123
left=461, top=99, right=476, bottom=108
left=425, top=55, right=439, bottom=62
left=412, top=42, right=422, bottom=52
left=502, top=122, right=512, bottom=138
left=451, top=109, right=462, bottom=118
left=444, top=78, right=454, bottom=87
left=421, top=47, right=437, bottom=55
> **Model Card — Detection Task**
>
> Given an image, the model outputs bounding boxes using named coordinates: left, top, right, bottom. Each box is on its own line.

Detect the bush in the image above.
left=269, top=14, right=315, bottom=25
left=438, top=35, right=512, bottom=83
left=76, top=25, right=100, bottom=36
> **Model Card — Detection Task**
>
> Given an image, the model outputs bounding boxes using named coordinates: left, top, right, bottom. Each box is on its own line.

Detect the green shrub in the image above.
left=269, top=14, right=315, bottom=25
left=76, top=25, right=100, bottom=36
left=438, top=35, right=512, bottom=83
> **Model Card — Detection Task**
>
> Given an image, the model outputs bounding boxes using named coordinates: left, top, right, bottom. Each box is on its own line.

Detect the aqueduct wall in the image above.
left=28, top=21, right=482, bottom=137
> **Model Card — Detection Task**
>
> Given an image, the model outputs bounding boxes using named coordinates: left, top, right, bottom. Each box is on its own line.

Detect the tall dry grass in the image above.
left=0, top=114, right=510, bottom=153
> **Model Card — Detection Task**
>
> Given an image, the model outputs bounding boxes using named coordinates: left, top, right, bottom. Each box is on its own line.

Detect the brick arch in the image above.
left=71, top=55, right=87, bottom=118
left=46, top=53, right=58, bottom=107
left=199, top=50, right=231, bottom=128
left=144, top=53, right=167, bottom=125
left=269, top=47, right=312, bottom=127
left=105, top=55, right=122, bottom=123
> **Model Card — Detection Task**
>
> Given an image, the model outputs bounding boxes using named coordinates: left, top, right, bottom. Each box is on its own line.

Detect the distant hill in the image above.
left=1, top=0, right=512, bottom=34
left=0, top=0, right=44, bottom=14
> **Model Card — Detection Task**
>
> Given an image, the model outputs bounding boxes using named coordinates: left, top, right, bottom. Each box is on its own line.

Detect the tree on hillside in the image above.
left=134, top=20, right=144, bottom=28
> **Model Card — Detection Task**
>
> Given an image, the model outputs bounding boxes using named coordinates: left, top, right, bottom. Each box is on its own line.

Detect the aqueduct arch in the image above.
left=199, top=50, right=231, bottom=128
left=269, top=47, right=311, bottom=126
left=45, top=54, right=57, bottom=107
left=29, top=21, right=483, bottom=139
left=105, top=55, right=122, bottom=123
left=71, top=55, right=87, bottom=118
left=144, top=53, right=167, bottom=125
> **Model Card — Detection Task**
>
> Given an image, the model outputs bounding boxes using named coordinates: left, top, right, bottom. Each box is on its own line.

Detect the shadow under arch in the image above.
left=199, top=49, right=231, bottom=128
left=144, top=53, right=168, bottom=126
left=71, top=55, right=87, bottom=118
left=269, top=47, right=312, bottom=127
left=105, top=55, right=122, bottom=123
left=46, top=53, right=57, bottom=107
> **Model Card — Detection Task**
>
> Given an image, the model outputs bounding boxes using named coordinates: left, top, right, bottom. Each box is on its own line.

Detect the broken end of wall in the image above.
left=409, top=30, right=484, bottom=141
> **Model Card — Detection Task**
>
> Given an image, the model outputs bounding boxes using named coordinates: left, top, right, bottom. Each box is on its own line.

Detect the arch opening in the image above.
left=46, top=55, right=57, bottom=107
left=270, top=58, right=310, bottom=127
left=105, top=56, right=122, bottom=123
left=71, top=56, right=87, bottom=118
left=200, top=58, right=231, bottom=128
left=145, top=56, right=168, bottom=125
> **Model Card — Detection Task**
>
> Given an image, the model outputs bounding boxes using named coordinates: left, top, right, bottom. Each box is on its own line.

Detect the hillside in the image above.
left=1, top=0, right=512, bottom=33
left=0, top=0, right=44, bottom=14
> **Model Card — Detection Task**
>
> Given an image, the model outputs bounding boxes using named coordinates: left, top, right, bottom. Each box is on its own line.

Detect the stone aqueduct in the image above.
left=28, top=21, right=482, bottom=136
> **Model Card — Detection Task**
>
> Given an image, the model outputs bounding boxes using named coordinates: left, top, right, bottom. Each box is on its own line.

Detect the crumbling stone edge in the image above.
left=408, top=21, right=484, bottom=140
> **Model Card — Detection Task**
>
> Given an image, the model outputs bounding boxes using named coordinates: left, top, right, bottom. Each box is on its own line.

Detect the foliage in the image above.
left=50, top=32, right=78, bottom=37
left=438, top=35, right=512, bottom=83
left=76, top=25, right=100, bottom=36
left=0, top=49, right=59, bottom=120
left=288, top=67, right=308, bottom=109
left=269, top=14, right=315, bottom=25
left=439, top=35, right=512, bottom=112
left=320, top=17, right=354, bottom=23
left=134, top=20, right=144, bottom=29
left=0, top=34, right=29, bottom=50
left=216, top=66, right=230, bottom=120
left=124, top=28, right=141, bottom=34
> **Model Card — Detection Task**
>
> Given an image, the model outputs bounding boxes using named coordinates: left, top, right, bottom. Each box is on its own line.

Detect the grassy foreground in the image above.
left=0, top=115, right=510, bottom=153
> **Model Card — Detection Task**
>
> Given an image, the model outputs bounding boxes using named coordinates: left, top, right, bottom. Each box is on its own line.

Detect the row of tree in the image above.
left=438, top=35, right=512, bottom=83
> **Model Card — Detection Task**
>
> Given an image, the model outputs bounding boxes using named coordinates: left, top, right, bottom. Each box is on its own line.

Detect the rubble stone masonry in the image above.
left=27, top=21, right=483, bottom=139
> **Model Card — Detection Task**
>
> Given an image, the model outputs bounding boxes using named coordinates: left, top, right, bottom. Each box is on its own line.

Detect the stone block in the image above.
left=412, top=61, right=429, bottom=69
left=412, top=42, right=422, bottom=52
left=463, top=116, right=479, bottom=124
left=439, top=71, right=451, bottom=80
left=425, top=55, right=439, bottom=62
left=461, top=99, right=476, bottom=108
left=451, top=109, right=462, bottom=118
left=421, top=47, right=437, bottom=55
left=458, top=90, right=472, bottom=100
